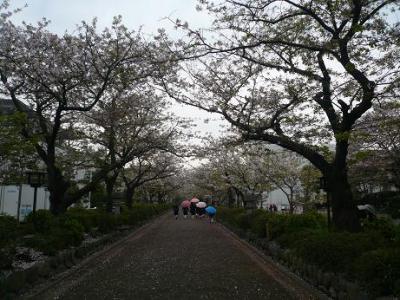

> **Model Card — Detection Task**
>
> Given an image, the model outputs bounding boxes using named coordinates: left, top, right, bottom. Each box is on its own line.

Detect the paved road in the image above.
left=26, top=213, right=326, bottom=300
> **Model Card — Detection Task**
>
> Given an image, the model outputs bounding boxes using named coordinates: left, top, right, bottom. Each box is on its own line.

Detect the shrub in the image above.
left=25, top=210, right=55, bottom=233
left=0, top=215, right=18, bottom=247
left=276, top=228, right=322, bottom=249
left=217, top=207, right=246, bottom=227
left=123, top=203, right=167, bottom=225
left=218, top=208, right=326, bottom=239
left=292, top=230, right=385, bottom=273
left=24, top=234, right=59, bottom=255
left=120, top=210, right=140, bottom=226
left=362, top=218, right=396, bottom=242
left=354, top=248, right=400, bottom=297
left=21, top=204, right=167, bottom=256
left=23, top=213, right=84, bottom=255
left=394, top=225, right=400, bottom=247
left=58, top=218, right=84, bottom=246
left=249, top=210, right=270, bottom=238
left=65, top=208, right=98, bottom=232
left=0, top=246, right=16, bottom=269
left=234, top=212, right=253, bottom=231
left=266, top=212, right=326, bottom=240
left=97, top=213, right=118, bottom=233
left=265, top=214, right=288, bottom=240
left=24, top=219, right=84, bottom=256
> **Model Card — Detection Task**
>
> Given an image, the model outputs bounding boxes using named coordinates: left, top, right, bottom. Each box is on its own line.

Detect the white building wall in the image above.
left=0, top=185, right=19, bottom=216
left=260, top=188, right=303, bottom=214
left=72, top=169, right=92, bottom=209
left=260, top=189, right=289, bottom=211
left=0, top=184, right=50, bottom=220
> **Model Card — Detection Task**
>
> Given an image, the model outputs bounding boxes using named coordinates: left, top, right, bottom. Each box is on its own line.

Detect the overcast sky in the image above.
left=9, top=0, right=227, bottom=151
left=10, top=0, right=211, bottom=34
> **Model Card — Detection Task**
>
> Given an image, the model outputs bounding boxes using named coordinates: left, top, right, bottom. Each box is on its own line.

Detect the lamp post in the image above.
left=319, top=176, right=331, bottom=229
left=26, top=171, right=46, bottom=213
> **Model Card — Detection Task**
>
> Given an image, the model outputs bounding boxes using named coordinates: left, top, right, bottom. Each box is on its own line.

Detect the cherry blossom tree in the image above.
left=122, top=153, right=180, bottom=208
left=85, top=85, right=184, bottom=211
left=166, top=0, right=400, bottom=231
left=251, top=150, right=304, bottom=213
left=186, top=143, right=273, bottom=208
left=0, top=16, right=176, bottom=214
left=0, top=112, right=37, bottom=183
left=350, top=100, right=400, bottom=192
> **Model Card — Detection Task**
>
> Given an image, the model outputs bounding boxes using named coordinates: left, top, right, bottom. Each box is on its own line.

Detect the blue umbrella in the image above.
left=205, top=206, right=216, bottom=215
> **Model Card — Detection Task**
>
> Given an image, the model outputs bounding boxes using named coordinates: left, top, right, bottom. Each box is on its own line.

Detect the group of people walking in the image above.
left=172, top=197, right=217, bottom=223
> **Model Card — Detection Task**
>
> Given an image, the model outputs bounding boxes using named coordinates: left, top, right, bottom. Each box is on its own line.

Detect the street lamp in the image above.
left=26, top=171, right=47, bottom=213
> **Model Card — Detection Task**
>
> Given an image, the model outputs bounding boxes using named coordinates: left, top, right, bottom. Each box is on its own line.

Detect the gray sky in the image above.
left=10, top=0, right=210, bottom=34
left=9, top=0, right=227, bottom=147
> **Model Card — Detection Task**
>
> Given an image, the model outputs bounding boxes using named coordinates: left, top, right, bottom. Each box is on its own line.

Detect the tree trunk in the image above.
left=105, top=175, right=118, bottom=213
left=243, top=191, right=257, bottom=212
left=125, top=186, right=135, bottom=209
left=328, top=167, right=361, bottom=232
left=233, top=188, right=244, bottom=208
left=289, top=189, right=295, bottom=214
left=49, top=188, right=68, bottom=215
left=48, top=167, right=70, bottom=215
left=227, top=187, right=236, bottom=207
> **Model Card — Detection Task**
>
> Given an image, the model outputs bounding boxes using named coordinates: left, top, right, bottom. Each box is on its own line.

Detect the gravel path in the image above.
left=26, top=213, right=326, bottom=300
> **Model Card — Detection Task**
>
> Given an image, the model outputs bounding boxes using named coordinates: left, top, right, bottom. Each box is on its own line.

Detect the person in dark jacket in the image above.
left=182, top=206, right=189, bottom=219
left=172, top=204, right=179, bottom=220
left=189, top=202, right=197, bottom=219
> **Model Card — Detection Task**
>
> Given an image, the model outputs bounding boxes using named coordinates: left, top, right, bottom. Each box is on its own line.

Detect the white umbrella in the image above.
left=196, top=201, right=207, bottom=208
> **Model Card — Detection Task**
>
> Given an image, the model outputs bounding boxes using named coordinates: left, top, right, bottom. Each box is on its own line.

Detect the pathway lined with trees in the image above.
left=25, top=214, right=324, bottom=300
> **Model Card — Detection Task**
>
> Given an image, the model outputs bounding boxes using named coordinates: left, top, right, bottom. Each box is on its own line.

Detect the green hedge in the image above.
left=217, top=207, right=400, bottom=297
left=0, top=215, right=18, bottom=247
left=0, top=204, right=168, bottom=258
left=291, top=230, right=385, bottom=273
left=25, top=210, right=55, bottom=233
left=23, top=211, right=85, bottom=255
left=218, top=208, right=325, bottom=239
left=354, top=248, right=400, bottom=297
left=0, top=216, right=19, bottom=269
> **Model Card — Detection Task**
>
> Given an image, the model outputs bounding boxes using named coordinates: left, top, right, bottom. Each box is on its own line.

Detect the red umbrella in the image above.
left=181, top=200, right=191, bottom=208
left=190, top=198, right=200, bottom=203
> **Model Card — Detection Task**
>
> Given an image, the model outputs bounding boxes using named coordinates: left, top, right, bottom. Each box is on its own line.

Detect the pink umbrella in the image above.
left=181, top=200, right=191, bottom=208
left=196, top=201, right=207, bottom=208
left=190, top=198, right=200, bottom=203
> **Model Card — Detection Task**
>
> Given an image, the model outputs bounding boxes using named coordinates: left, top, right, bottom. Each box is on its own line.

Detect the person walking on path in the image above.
left=172, top=204, right=179, bottom=220
left=181, top=199, right=191, bottom=219
left=205, top=205, right=217, bottom=223
left=189, top=202, right=197, bottom=219
left=196, top=201, right=207, bottom=218
left=182, top=206, right=189, bottom=219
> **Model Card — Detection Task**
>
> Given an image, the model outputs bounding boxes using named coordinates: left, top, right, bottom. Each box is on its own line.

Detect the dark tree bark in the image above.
left=226, top=187, right=236, bottom=208
left=105, top=174, right=118, bottom=213
left=47, top=166, right=70, bottom=215
left=125, top=185, right=136, bottom=209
